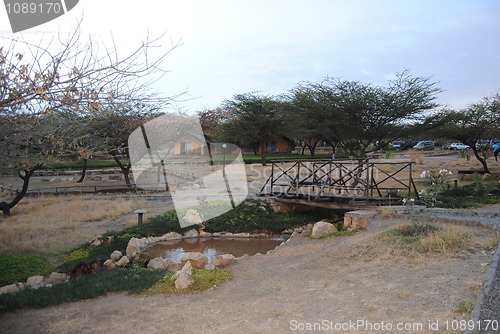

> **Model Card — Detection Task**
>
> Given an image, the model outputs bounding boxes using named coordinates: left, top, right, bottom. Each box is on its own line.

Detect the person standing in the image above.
left=492, top=142, right=500, bottom=161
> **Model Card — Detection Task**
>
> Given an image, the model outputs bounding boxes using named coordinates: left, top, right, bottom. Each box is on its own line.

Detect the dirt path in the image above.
left=0, top=217, right=495, bottom=334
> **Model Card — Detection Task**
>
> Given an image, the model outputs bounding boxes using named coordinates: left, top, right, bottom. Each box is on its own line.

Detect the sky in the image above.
left=1, top=0, right=499, bottom=113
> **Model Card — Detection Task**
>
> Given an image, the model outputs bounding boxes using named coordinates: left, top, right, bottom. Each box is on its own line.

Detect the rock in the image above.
left=116, top=256, right=130, bottom=267
left=174, top=272, right=195, bottom=290
left=126, top=237, right=147, bottom=257
left=110, top=250, right=123, bottom=261
left=210, top=254, right=237, bottom=268
left=182, top=209, right=204, bottom=226
left=105, top=236, right=116, bottom=244
left=147, top=257, right=169, bottom=270
left=180, top=252, right=208, bottom=269
left=343, top=210, right=378, bottom=231
left=172, top=261, right=193, bottom=280
left=167, top=262, right=181, bottom=273
left=204, top=264, right=216, bottom=270
left=25, top=275, right=44, bottom=287
left=183, top=229, right=199, bottom=238
left=103, top=259, right=116, bottom=270
left=0, top=284, right=20, bottom=294
left=311, top=221, right=338, bottom=238
left=44, top=272, right=69, bottom=285
left=162, top=232, right=182, bottom=240
left=90, top=237, right=102, bottom=247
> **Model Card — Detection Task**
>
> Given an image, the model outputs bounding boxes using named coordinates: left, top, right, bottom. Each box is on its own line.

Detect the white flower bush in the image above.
left=419, top=169, right=454, bottom=207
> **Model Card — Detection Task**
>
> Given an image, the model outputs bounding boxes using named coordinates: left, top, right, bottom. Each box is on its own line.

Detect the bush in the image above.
left=380, top=224, right=472, bottom=256
left=0, top=268, right=164, bottom=312
left=438, top=179, right=500, bottom=208
left=204, top=201, right=342, bottom=234
left=0, top=254, right=54, bottom=287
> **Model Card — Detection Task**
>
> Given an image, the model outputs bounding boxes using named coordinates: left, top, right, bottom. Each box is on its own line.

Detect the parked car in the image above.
left=449, top=143, right=470, bottom=150
left=390, top=141, right=405, bottom=150
left=442, top=143, right=453, bottom=150
left=413, top=141, right=435, bottom=151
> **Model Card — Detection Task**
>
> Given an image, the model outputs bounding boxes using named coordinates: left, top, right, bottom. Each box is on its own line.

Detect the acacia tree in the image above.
left=0, top=22, right=181, bottom=215
left=219, top=92, right=286, bottom=165
left=307, top=71, right=442, bottom=158
left=434, top=94, right=499, bottom=174
left=286, top=83, right=337, bottom=156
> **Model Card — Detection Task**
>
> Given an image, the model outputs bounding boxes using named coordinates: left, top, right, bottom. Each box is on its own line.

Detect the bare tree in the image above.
left=0, top=20, right=183, bottom=215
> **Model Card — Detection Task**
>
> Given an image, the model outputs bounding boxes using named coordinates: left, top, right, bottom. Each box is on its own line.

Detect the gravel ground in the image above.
left=479, top=262, right=500, bottom=334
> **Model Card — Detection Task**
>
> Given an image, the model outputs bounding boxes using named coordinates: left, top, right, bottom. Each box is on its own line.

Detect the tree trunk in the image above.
left=471, top=147, right=490, bottom=174
left=2, top=164, right=43, bottom=216
left=260, top=140, right=267, bottom=166
left=76, top=159, right=88, bottom=183
left=112, top=153, right=133, bottom=188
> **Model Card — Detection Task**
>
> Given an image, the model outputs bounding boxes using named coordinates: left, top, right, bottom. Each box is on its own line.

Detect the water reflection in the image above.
left=142, top=237, right=283, bottom=263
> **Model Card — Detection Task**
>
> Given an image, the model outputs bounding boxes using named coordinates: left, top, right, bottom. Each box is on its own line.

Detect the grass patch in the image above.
left=0, top=268, right=164, bottom=313
left=0, top=254, right=54, bottom=286
left=453, top=300, right=474, bottom=314
left=0, top=196, right=143, bottom=256
left=438, top=180, right=500, bottom=208
left=379, top=224, right=473, bottom=256
left=143, top=269, right=231, bottom=296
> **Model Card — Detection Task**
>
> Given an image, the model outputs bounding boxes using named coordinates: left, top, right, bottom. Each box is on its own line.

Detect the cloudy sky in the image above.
left=1, top=0, right=499, bottom=112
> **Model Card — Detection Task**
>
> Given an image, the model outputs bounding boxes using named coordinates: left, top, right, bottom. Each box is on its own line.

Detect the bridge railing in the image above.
left=258, top=158, right=418, bottom=202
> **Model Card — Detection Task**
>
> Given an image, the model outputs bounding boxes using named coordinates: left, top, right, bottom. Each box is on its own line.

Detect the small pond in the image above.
left=141, top=237, right=285, bottom=263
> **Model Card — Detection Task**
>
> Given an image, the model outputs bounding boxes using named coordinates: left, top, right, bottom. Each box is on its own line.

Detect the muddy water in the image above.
left=141, top=237, right=284, bottom=263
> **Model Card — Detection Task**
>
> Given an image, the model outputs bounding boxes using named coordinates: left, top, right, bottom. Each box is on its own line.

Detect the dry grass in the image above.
left=408, top=151, right=425, bottom=165
left=419, top=225, right=473, bottom=254
left=338, top=224, right=489, bottom=264
left=0, top=195, right=144, bottom=256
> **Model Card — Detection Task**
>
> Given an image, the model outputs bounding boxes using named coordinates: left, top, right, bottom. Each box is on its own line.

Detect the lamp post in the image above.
left=222, top=143, right=227, bottom=177
left=134, top=209, right=147, bottom=225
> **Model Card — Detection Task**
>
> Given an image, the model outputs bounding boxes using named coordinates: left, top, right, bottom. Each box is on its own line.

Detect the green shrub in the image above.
left=63, top=249, right=91, bottom=263
left=438, top=180, right=500, bottom=208
left=0, top=268, right=164, bottom=312
left=144, top=269, right=231, bottom=296
left=0, top=254, right=54, bottom=286
left=58, top=237, right=131, bottom=273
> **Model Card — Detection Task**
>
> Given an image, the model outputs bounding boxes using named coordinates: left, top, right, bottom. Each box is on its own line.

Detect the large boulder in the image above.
left=311, top=221, right=338, bottom=239
left=172, top=262, right=195, bottom=290
left=343, top=210, right=378, bottom=231
left=210, top=254, right=237, bottom=268
left=25, top=275, right=44, bottom=287
left=180, top=252, right=208, bottom=269
left=174, top=272, right=195, bottom=290
left=172, top=261, right=193, bottom=280
left=103, top=259, right=116, bottom=270
left=126, top=237, right=147, bottom=257
left=0, top=284, right=21, bottom=295
left=110, top=250, right=123, bottom=261
left=147, top=257, right=169, bottom=270
left=116, top=256, right=130, bottom=267
left=44, top=272, right=69, bottom=285
left=162, top=232, right=182, bottom=240
left=183, top=229, right=199, bottom=238
left=182, top=209, right=204, bottom=226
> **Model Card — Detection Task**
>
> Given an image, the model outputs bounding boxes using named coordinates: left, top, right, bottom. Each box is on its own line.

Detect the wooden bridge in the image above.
left=258, top=158, right=419, bottom=209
